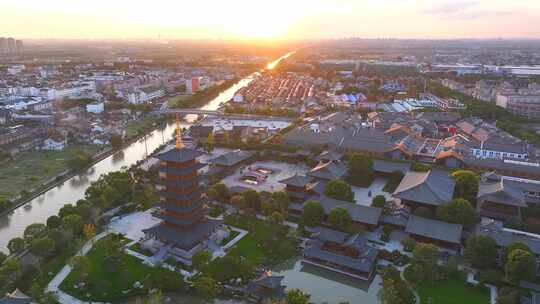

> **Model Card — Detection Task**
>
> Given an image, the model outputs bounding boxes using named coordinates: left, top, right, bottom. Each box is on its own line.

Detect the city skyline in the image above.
left=2, top=0, right=540, bottom=40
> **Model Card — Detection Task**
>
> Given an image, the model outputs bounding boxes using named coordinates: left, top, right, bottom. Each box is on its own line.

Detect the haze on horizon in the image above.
left=2, top=0, right=540, bottom=40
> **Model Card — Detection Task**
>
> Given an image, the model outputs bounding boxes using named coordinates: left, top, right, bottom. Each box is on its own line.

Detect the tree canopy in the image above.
left=436, top=198, right=476, bottom=228
left=328, top=207, right=352, bottom=231
left=505, top=249, right=537, bottom=283
left=303, top=200, right=325, bottom=227
left=346, top=154, right=373, bottom=187
left=464, top=235, right=498, bottom=268
left=324, top=180, right=354, bottom=202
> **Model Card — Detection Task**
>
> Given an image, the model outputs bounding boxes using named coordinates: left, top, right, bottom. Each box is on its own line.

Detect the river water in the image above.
left=0, top=53, right=291, bottom=251
left=1, top=51, right=382, bottom=303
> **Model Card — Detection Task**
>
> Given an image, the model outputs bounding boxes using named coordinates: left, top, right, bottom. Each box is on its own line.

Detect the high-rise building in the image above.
left=15, top=40, right=23, bottom=52
left=143, top=123, right=221, bottom=264
left=0, top=38, right=7, bottom=54
left=7, top=38, right=16, bottom=53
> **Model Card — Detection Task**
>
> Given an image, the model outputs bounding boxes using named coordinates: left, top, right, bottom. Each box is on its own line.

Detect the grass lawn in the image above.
left=167, top=95, right=190, bottom=107
left=415, top=276, right=490, bottom=304
left=228, top=235, right=265, bottom=265
left=128, top=242, right=154, bottom=257
left=220, top=230, right=240, bottom=246
left=60, top=235, right=183, bottom=302
left=125, top=117, right=160, bottom=139
left=0, top=145, right=100, bottom=201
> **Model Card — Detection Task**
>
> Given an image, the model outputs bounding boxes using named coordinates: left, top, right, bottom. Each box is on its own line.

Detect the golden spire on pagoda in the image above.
left=175, top=113, right=184, bottom=149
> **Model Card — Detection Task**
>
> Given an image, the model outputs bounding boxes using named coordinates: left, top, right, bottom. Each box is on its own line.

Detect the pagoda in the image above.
left=143, top=116, right=221, bottom=263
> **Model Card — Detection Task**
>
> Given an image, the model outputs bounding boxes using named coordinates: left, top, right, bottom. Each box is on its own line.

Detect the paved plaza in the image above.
left=351, top=177, right=393, bottom=206
left=222, top=160, right=310, bottom=192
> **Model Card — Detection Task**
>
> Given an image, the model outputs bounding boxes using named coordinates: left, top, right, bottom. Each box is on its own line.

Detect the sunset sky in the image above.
left=2, top=0, right=540, bottom=40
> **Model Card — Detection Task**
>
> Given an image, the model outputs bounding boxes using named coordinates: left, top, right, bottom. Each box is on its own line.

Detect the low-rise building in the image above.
left=302, top=227, right=379, bottom=281
left=405, top=215, right=463, bottom=251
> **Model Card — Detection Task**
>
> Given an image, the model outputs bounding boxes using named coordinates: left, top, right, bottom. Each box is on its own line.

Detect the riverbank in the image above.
left=0, top=117, right=168, bottom=218
left=0, top=51, right=296, bottom=252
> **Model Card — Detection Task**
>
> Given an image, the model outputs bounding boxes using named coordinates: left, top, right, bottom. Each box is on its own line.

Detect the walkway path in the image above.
left=399, top=266, right=420, bottom=304
left=46, top=231, right=109, bottom=304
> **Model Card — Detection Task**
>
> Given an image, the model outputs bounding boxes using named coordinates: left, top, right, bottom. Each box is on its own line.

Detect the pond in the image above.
left=270, top=257, right=382, bottom=304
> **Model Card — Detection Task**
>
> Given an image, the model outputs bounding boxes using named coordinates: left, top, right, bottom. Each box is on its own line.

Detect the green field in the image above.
left=166, top=95, right=190, bottom=107
left=125, top=116, right=162, bottom=139
left=60, top=235, right=183, bottom=302
left=415, top=276, right=490, bottom=304
left=228, top=235, right=265, bottom=265
left=0, top=145, right=100, bottom=201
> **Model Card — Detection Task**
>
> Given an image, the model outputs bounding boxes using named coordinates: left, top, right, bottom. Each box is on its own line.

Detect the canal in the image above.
left=1, top=50, right=383, bottom=303
left=0, top=52, right=292, bottom=251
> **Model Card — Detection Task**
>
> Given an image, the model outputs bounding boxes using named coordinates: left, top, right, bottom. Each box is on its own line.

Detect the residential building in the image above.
left=496, top=94, right=540, bottom=118
left=86, top=102, right=105, bottom=114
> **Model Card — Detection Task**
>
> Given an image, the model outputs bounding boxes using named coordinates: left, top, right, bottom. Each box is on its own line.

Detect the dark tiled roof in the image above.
left=159, top=190, right=202, bottom=201
left=143, top=219, right=221, bottom=249
left=317, top=150, right=343, bottom=162
left=475, top=220, right=540, bottom=255
left=156, top=148, right=204, bottom=162
left=307, top=161, right=347, bottom=181
left=373, top=160, right=411, bottom=174
left=304, top=241, right=378, bottom=273
left=477, top=180, right=526, bottom=207
left=208, top=151, right=254, bottom=167
left=405, top=215, right=463, bottom=244
left=158, top=202, right=202, bottom=214
left=279, top=174, right=313, bottom=187
left=294, top=195, right=382, bottom=226
left=393, top=169, right=455, bottom=206
left=154, top=213, right=204, bottom=226
left=159, top=162, right=207, bottom=175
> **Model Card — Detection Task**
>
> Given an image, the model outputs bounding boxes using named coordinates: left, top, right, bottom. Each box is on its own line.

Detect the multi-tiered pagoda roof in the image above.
left=143, top=146, right=220, bottom=250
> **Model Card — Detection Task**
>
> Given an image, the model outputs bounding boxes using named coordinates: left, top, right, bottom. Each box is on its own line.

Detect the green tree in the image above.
left=242, top=189, right=261, bottom=212
left=7, top=237, right=25, bottom=254
left=286, top=288, right=310, bottom=304
left=46, top=215, right=62, bottom=229
left=451, top=170, right=479, bottom=203
left=504, top=242, right=531, bottom=263
left=270, top=211, right=285, bottom=225
left=62, top=214, right=83, bottom=235
left=505, top=249, right=537, bottom=283
left=192, top=250, right=212, bottom=270
left=436, top=198, right=476, bottom=228
left=110, top=134, right=123, bottom=150
left=30, top=237, right=55, bottom=257
left=324, top=180, right=354, bottom=202
left=303, top=200, right=325, bottom=227
left=23, top=223, right=48, bottom=241
left=194, top=276, right=218, bottom=297
left=328, top=207, right=352, bottom=231
left=464, top=235, right=498, bottom=268
left=378, top=274, right=415, bottom=304
left=207, top=183, right=229, bottom=202
left=271, top=191, right=290, bottom=212
left=346, top=153, right=373, bottom=186
left=412, top=243, right=439, bottom=282
left=203, top=133, right=215, bottom=153
left=372, top=195, right=386, bottom=208
left=71, top=255, right=90, bottom=275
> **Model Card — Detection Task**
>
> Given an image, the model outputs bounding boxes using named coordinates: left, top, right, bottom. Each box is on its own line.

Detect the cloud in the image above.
left=423, top=0, right=512, bottom=20
left=424, top=1, right=480, bottom=15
